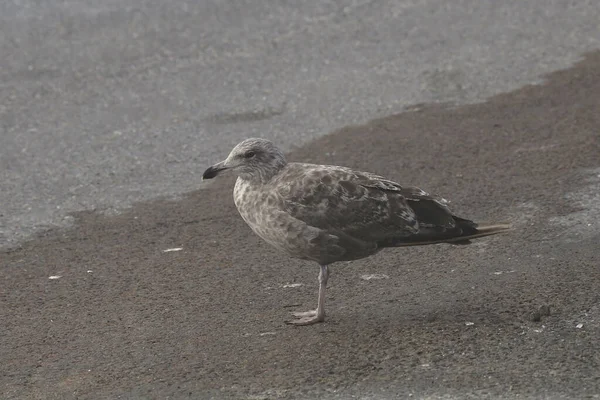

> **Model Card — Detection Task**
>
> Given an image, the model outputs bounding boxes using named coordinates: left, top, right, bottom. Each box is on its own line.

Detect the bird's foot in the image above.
left=285, top=309, right=324, bottom=326
left=291, top=310, right=317, bottom=318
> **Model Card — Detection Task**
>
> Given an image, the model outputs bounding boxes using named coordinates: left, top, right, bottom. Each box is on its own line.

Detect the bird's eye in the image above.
left=244, top=151, right=256, bottom=158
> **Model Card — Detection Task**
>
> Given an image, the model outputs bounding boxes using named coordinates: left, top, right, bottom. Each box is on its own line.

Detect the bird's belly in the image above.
left=250, top=223, right=288, bottom=251
left=236, top=205, right=311, bottom=260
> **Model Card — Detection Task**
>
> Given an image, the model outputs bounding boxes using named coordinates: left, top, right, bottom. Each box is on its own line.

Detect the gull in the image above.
left=202, top=138, right=511, bottom=326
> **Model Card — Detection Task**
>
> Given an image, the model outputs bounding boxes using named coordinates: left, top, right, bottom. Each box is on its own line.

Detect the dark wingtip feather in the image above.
left=381, top=220, right=512, bottom=247
left=446, top=222, right=513, bottom=243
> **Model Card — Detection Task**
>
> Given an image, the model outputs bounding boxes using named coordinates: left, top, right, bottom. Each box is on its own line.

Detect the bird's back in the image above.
left=270, top=162, right=507, bottom=256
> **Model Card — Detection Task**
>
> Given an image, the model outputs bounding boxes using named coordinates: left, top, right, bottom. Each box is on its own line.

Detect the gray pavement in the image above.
left=2, top=51, right=600, bottom=399
left=2, top=2, right=600, bottom=398
left=2, top=0, right=600, bottom=248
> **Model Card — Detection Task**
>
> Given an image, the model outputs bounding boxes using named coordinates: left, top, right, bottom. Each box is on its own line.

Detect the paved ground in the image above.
left=2, top=1, right=600, bottom=399
left=2, top=49, right=600, bottom=399
left=2, top=0, right=600, bottom=248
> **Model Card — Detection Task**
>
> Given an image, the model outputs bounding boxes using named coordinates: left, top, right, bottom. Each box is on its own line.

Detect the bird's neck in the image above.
left=240, top=161, right=286, bottom=185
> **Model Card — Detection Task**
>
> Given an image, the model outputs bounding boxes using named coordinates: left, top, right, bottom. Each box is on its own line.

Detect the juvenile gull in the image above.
left=202, top=138, right=511, bottom=326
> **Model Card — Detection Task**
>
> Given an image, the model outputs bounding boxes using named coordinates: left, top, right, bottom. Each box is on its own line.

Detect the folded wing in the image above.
left=274, top=164, right=467, bottom=247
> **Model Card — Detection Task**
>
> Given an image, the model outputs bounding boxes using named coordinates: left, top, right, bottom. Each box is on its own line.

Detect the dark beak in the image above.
left=202, top=162, right=226, bottom=180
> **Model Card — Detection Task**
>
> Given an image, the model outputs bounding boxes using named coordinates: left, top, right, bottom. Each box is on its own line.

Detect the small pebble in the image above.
left=531, top=305, right=551, bottom=322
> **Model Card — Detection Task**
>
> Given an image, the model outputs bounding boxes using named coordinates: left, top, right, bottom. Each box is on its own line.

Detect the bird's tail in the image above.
left=389, top=219, right=512, bottom=247
left=444, top=222, right=513, bottom=244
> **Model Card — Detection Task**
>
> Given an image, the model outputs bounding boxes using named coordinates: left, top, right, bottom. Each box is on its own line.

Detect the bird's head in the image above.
left=202, top=138, right=287, bottom=182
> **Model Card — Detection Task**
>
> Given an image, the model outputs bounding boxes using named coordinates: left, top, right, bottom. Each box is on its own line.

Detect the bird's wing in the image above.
left=273, top=163, right=457, bottom=243
left=357, top=172, right=458, bottom=230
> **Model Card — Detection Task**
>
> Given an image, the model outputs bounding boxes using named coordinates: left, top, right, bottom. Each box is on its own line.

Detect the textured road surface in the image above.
left=2, top=0, right=600, bottom=247
left=2, top=51, right=600, bottom=398
left=2, top=1, right=600, bottom=399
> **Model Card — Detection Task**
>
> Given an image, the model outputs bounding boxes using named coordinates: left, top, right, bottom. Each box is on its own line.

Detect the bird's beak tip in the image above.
left=202, top=164, right=225, bottom=180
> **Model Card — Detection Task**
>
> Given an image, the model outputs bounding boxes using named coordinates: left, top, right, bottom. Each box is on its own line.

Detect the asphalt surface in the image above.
left=2, top=49, right=600, bottom=398
left=2, top=1, right=600, bottom=399
left=2, top=0, right=600, bottom=248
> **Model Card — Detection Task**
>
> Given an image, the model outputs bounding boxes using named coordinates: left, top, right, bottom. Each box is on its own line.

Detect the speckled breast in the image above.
left=233, top=178, right=289, bottom=252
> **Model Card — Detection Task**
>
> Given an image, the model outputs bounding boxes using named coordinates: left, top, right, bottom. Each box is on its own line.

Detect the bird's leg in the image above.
left=286, top=265, right=329, bottom=326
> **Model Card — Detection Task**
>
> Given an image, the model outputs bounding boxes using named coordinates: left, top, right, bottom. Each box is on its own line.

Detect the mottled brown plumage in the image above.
left=202, top=138, right=511, bottom=325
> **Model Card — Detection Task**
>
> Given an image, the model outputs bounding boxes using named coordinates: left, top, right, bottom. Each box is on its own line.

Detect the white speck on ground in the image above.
left=163, top=247, right=183, bottom=252
left=283, top=283, right=303, bottom=288
left=492, top=270, right=516, bottom=275
left=360, top=274, right=390, bottom=281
